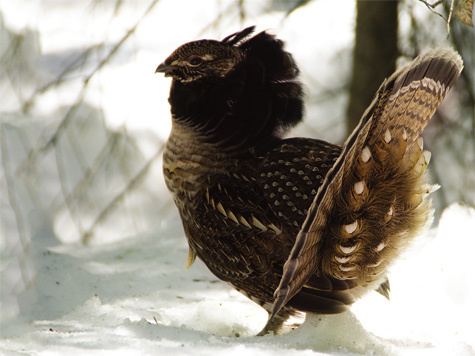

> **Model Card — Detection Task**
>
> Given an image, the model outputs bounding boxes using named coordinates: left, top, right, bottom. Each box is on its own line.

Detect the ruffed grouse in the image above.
left=156, top=26, right=463, bottom=335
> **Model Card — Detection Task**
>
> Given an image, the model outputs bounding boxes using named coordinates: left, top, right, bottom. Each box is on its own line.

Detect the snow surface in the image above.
left=0, top=204, right=474, bottom=355
left=1, top=1, right=475, bottom=355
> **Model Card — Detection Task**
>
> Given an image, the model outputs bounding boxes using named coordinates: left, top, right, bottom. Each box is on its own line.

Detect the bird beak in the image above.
left=155, top=62, right=173, bottom=75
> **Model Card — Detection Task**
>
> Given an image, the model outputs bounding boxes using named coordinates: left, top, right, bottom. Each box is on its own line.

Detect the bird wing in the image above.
left=270, top=48, right=463, bottom=321
left=184, top=171, right=291, bottom=285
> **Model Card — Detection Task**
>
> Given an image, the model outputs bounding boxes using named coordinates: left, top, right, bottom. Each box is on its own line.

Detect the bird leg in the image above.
left=256, top=308, right=294, bottom=336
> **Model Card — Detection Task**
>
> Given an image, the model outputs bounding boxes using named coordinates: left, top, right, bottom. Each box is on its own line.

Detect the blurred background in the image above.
left=1, top=0, right=474, bottom=318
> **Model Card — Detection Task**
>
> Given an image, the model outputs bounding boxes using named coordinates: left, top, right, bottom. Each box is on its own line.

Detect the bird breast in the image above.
left=163, top=121, right=235, bottom=209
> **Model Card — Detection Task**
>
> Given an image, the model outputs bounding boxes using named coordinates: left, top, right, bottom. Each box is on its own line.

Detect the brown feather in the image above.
left=270, top=48, right=463, bottom=323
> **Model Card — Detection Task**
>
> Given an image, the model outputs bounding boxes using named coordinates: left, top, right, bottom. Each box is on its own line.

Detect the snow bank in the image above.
left=1, top=204, right=474, bottom=355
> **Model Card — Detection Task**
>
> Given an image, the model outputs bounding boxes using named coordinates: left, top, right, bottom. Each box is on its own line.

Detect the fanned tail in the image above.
left=269, top=48, right=463, bottom=323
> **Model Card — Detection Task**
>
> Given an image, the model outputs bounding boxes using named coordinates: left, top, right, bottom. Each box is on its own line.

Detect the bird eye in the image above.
left=189, top=56, right=203, bottom=66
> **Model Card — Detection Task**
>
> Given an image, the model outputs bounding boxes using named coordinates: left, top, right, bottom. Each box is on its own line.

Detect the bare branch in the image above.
left=81, top=143, right=165, bottom=244
left=417, top=0, right=457, bottom=37
left=447, top=0, right=456, bottom=37
left=418, top=0, right=447, bottom=20
left=1, top=127, right=32, bottom=290
left=13, top=0, right=161, bottom=181
left=53, top=141, right=86, bottom=238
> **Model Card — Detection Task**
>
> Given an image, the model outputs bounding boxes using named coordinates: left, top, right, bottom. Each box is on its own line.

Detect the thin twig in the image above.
left=447, top=0, right=455, bottom=37
left=58, top=130, right=120, bottom=212
left=417, top=0, right=456, bottom=37
left=238, top=0, right=245, bottom=27
left=1, top=127, right=31, bottom=289
left=53, top=141, right=85, bottom=238
left=418, top=0, right=447, bottom=21
left=13, top=0, right=161, bottom=179
left=82, top=143, right=165, bottom=244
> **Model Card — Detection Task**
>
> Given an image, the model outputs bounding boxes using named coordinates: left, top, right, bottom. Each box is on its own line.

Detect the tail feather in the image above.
left=269, top=48, right=463, bottom=323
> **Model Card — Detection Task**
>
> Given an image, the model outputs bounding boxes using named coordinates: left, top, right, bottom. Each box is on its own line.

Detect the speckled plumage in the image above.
left=156, top=27, right=463, bottom=335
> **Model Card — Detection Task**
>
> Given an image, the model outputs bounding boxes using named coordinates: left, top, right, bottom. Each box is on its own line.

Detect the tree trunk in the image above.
left=346, top=0, right=399, bottom=135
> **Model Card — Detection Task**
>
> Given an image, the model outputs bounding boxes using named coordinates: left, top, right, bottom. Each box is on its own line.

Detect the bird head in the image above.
left=156, top=27, right=304, bottom=150
left=155, top=27, right=256, bottom=83
left=155, top=41, right=242, bottom=83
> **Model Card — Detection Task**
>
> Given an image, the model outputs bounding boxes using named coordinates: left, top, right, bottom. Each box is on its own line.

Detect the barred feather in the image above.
left=270, top=48, right=463, bottom=322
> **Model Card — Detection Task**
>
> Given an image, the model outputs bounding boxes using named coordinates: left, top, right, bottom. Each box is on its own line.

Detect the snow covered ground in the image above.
left=0, top=204, right=474, bottom=355
left=1, top=1, right=474, bottom=355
